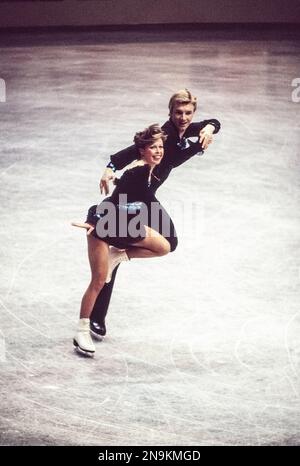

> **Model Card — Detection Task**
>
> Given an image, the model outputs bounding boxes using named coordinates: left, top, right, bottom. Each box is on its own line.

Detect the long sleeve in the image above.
left=110, top=144, right=140, bottom=170
left=186, top=119, right=221, bottom=136
left=169, top=140, right=204, bottom=168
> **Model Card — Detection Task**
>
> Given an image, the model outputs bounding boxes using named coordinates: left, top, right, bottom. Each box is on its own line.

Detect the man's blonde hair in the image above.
left=168, top=88, right=197, bottom=114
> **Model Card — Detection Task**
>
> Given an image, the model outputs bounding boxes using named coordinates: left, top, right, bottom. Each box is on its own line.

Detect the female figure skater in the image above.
left=73, top=124, right=173, bottom=356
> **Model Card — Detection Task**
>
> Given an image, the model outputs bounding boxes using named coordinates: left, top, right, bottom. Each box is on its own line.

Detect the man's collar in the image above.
left=167, top=118, right=194, bottom=139
left=167, top=118, right=182, bottom=139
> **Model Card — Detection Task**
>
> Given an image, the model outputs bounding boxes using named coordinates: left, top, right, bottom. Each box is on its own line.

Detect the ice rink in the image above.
left=0, top=28, right=299, bottom=445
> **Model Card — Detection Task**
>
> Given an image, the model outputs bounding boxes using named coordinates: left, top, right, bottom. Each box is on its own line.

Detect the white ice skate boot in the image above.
left=105, top=247, right=129, bottom=283
left=73, top=318, right=95, bottom=357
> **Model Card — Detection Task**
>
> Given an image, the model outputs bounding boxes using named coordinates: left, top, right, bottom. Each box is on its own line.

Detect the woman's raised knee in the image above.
left=155, top=241, right=171, bottom=256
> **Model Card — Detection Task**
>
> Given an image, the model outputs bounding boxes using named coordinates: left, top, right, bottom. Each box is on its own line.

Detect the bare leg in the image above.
left=105, top=226, right=171, bottom=283
left=74, top=236, right=109, bottom=355
left=80, top=235, right=109, bottom=318
left=127, top=225, right=171, bottom=259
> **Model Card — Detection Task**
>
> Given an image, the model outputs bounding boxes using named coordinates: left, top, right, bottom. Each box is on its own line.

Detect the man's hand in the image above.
left=100, top=167, right=115, bottom=195
left=199, top=124, right=215, bottom=150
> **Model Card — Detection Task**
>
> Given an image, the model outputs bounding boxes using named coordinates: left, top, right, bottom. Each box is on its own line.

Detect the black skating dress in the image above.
left=86, top=162, right=177, bottom=250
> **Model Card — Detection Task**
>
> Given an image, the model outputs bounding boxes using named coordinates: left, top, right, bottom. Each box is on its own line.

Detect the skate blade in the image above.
left=73, top=339, right=95, bottom=357
left=90, top=330, right=104, bottom=341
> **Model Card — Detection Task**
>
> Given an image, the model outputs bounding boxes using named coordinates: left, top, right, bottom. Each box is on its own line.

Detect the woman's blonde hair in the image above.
left=168, top=88, right=197, bottom=114
left=134, top=123, right=167, bottom=150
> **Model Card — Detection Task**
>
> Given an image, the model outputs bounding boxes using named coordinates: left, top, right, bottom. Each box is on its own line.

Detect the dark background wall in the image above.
left=0, top=0, right=300, bottom=28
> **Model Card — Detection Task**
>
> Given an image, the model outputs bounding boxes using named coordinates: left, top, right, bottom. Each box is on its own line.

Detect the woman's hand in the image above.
left=199, top=124, right=215, bottom=150
left=71, top=222, right=95, bottom=235
left=100, top=167, right=115, bottom=195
